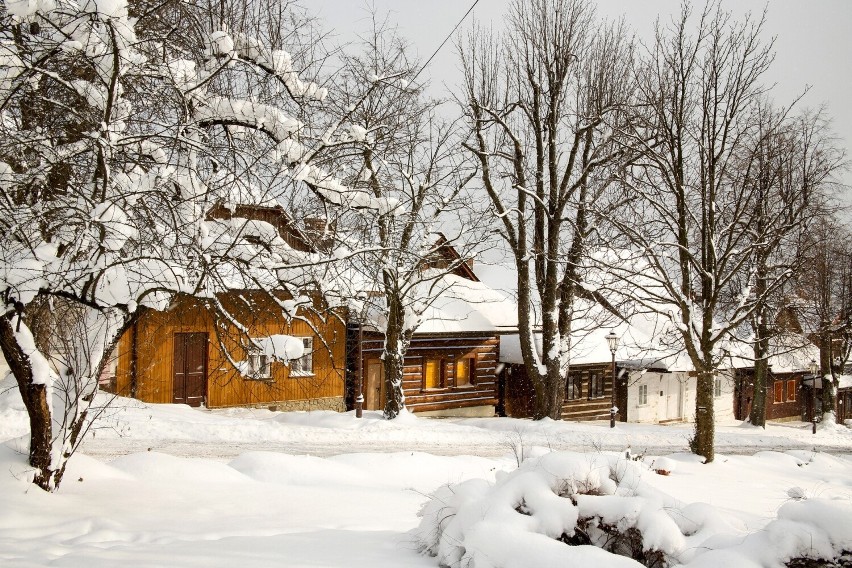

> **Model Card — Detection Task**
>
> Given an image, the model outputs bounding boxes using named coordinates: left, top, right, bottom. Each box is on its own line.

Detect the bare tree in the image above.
left=794, top=214, right=852, bottom=423
left=325, top=15, right=483, bottom=419
left=459, top=0, right=637, bottom=420
left=734, top=109, right=845, bottom=427
left=604, top=2, right=824, bottom=461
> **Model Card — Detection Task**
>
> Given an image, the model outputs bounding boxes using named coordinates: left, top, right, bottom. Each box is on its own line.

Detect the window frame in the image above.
left=290, top=337, right=314, bottom=377
left=454, top=357, right=475, bottom=388
left=567, top=372, right=583, bottom=400
left=714, top=377, right=722, bottom=398
left=247, top=349, right=272, bottom=380
left=422, top=358, right=446, bottom=390
left=773, top=380, right=784, bottom=404
left=638, top=384, right=648, bottom=406
left=588, top=371, right=604, bottom=399
left=786, top=379, right=797, bottom=402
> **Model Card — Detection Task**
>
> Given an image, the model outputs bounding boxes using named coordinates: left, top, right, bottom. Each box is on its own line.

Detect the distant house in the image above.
left=113, top=204, right=348, bottom=411
left=731, top=336, right=818, bottom=423
left=499, top=335, right=618, bottom=421
left=346, top=249, right=517, bottom=418
left=498, top=307, right=746, bottom=424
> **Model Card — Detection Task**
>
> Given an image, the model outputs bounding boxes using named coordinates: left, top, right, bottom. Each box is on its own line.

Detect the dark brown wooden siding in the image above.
left=838, top=387, right=852, bottom=423
left=351, top=331, right=500, bottom=413
left=502, top=362, right=616, bottom=421
left=734, top=370, right=804, bottom=421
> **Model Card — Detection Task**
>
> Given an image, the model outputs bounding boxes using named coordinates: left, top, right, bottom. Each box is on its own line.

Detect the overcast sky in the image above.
left=309, top=0, right=852, bottom=189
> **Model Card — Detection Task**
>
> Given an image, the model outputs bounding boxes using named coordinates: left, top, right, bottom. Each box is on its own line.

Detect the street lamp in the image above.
left=606, top=330, right=619, bottom=428
left=808, top=359, right=819, bottom=434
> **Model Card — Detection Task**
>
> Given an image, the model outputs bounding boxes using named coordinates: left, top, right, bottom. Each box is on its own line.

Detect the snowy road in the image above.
left=78, top=419, right=852, bottom=461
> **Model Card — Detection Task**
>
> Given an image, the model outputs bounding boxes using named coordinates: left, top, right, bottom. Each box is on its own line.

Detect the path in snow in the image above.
left=79, top=425, right=850, bottom=461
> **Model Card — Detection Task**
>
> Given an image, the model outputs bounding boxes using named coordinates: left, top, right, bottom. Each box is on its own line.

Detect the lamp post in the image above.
left=809, top=359, right=819, bottom=434
left=606, top=330, right=619, bottom=428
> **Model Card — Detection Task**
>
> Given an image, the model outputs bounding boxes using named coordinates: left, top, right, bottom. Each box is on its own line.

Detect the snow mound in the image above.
left=413, top=450, right=852, bottom=568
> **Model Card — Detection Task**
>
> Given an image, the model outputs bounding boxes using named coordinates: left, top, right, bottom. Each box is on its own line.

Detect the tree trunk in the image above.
left=382, top=288, right=407, bottom=420
left=0, top=315, right=56, bottom=491
left=819, top=329, right=836, bottom=422
left=692, top=368, right=716, bottom=463
left=383, top=349, right=405, bottom=419
left=749, top=356, right=768, bottom=427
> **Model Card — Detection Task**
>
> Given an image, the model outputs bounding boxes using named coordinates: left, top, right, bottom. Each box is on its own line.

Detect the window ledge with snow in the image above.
left=289, top=372, right=315, bottom=378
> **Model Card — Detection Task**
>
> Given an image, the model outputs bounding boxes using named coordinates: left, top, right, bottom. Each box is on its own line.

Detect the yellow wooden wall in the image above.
left=115, top=293, right=346, bottom=408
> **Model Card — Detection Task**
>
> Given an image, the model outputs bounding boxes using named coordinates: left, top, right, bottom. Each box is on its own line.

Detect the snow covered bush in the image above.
left=414, top=451, right=852, bottom=568
left=414, top=452, right=682, bottom=567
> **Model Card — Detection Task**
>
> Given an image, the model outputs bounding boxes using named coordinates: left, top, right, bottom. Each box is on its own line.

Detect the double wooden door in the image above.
left=173, top=333, right=208, bottom=407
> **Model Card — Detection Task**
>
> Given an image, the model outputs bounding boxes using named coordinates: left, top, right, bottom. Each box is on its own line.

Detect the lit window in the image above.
left=248, top=350, right=271, bottom=379
left=638, top=384, right=648, bottom=405
left=455, top=358, right=474, bottom=387
left=787, top=380, right=796, bottom=402
left=774, top=381, right=784, bottom=403
left=424, top=358, right=444, bottom=389
left=714, top=378, right=722, bottom=398
left=290, top=337, right=313, bottom=376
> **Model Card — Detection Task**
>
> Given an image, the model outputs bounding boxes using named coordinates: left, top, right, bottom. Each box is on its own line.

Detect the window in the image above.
left=714, top=378, right=722, bottom=398
left=455, top=358, right=474, bottom=387
left=567, top=373, right=582, bottom=400
left=787, top=380, right=797, bottom=402
left=290, top=337, right=314, bottom=376
left=248, top=349, right=271, bottom=379
left=588, top=372, right=604, bottom=399
left=638, top=384, right=648, bottom=406
left=774, top=381, right=784, bottom=403
left=423, top=358, right=445, bottom=389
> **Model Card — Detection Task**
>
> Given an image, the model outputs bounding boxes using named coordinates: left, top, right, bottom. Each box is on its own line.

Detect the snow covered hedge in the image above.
left=413, top=451, right=852, bottom=568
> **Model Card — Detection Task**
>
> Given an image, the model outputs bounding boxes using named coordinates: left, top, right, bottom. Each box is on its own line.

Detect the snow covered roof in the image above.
left=410, top=274, right=519, bottom=334
left=724, top=333, right=819, bottom=374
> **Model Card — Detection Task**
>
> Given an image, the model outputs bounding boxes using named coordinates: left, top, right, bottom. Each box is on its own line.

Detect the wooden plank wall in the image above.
left=734, top=370, right=803, bottom=421
left=358, top=333, right=500, bottom=413
left=115, top=293, right=346, bottom=408
left=502, top=362, right=615, bottom=421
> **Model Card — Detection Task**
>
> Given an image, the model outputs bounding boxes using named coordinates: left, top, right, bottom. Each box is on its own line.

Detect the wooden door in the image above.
left=173, top=333, right=208, bottom=407
left=665, top=376, right=682, bottom=420
left=364, top=359, right=385, bottom=411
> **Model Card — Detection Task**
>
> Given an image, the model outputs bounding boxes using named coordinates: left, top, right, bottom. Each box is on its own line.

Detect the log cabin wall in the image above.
left=115, top=293, right=346, bottom=409
left=353, top=331, right=500, bottom=415
left=502, top=362, right=615, bottom=421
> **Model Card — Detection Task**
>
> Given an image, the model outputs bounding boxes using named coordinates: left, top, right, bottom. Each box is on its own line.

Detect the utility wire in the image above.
left=409, top=0, right=481, bottom=86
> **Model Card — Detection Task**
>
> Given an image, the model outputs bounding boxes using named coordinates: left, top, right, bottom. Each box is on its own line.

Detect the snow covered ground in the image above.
left=1, top=381, right=851, bottom=567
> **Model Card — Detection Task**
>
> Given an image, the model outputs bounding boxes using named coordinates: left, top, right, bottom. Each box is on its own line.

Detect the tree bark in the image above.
left=693, top=368, right=716, bottom=463
left=0, top=315, right=55, bottom=491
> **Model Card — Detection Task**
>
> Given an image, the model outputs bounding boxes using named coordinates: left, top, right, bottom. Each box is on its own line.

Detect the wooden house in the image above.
left=346, top=249, right=517, bottom=418
left=500, top=358, right=617, bottom=421
left=733, top=369, right=806, bottom=423
left=112, top=204, right=348, bottom=411
left=730, top=336, right=818, bottom=423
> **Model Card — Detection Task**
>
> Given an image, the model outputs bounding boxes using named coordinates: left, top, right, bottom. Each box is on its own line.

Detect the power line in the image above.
left=409, top=0, right=481, bottom=86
